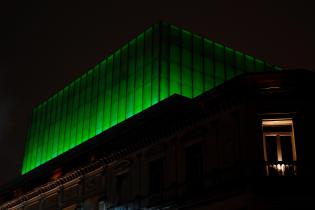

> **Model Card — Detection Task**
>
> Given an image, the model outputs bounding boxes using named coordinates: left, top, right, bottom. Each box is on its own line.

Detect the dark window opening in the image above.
left=185, top=142, right=203, bottom=187
left=116, top=173, right=128, bottom=203
left=149, top=158, right=164, bottom=194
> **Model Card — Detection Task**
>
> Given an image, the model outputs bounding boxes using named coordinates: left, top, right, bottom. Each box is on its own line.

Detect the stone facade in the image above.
left=1, top=70, right=315, bottom=210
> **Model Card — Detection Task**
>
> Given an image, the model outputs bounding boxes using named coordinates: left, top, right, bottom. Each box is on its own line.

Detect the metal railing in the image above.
left=265, top=161, right=297, bottom=176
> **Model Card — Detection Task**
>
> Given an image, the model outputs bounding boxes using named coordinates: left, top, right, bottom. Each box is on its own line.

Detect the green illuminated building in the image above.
left=22, top=22, right=281, bottom=174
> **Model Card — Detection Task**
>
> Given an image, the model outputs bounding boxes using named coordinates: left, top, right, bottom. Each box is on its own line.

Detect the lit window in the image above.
left=262, top=118, right=297, bottom=176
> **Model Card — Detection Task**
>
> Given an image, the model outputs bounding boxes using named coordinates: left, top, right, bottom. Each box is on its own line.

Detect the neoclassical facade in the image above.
left=1, top=22, right=314, bottom=210
left=1, top=70, right=315, bottom=210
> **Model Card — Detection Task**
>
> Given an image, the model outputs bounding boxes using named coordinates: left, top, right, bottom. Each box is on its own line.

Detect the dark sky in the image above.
left=1, top=0, right=314, bottom=184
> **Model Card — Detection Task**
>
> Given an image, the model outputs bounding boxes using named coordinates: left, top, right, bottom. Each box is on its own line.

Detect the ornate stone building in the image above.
left=1, top=22, right=314, bottom=210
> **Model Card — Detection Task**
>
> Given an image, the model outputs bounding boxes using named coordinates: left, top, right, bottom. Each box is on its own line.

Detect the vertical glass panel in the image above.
left=58, top=89, right=67, bottom=155
left=143, top=62, right=152, bottom=109
left=170, top=29, right=180, bottom=63
left=39, top=102, right=48, bottom=163
left=70, top=82, right=78, bottom=146
left=65, top=83, right=74, bottom=150
left=170, top=25, right=180, bottom=46
left=144, top=28, right=153, bottom=65
left=225, top=47, right=235, bottom=80
left=90, top=66, right=99, bottom=138
left=104, top=56, right=113, bottom=130
left=118, top=46, right=127, bottom=122
left=96, top=60, right=106, bottom=135
left=135, top=33, right=144, bottom=113
left=170, top=62, right=181, bottom=95
left=34, top=106, right=42, bottom=167
left=70, top=79, right=79, bottom=149
left=235, top=51, right=245, bottom=75
left=181, top=30, right=192, bottom=98
left=43, top=98, right=52, bottom=162
left=160, top=24, right=169, bottom=100
left=152, top=60, right=159, bottom=104
left=22, top=119, right=32, bottom=173
left=193, top=35, right=203, bottom=96
left=151, top=24, right=160, bottom=104
left=181, top=28, right=193, bottom=92
left=203, top=39, right=214, bottom=92
left=169, top=23, right=181, bottom=96
left=143, top=28, right=153, bottom=109
left=245, top=55, right=255, bottom=72
left=83, top=71, right=92, bottom=142
left=48, top=95, right=58, bottom=161
left=152, top=23, right=160, bottom=60
left=170, top=41, right=180, bottom=96
left=53, top=90, right=62, bottom=157
left=214, top=43, right=225, bottom=86
left=126, top=40, right=136, bottom=118
left=77, top=74, right=86, bottom=145
left=30, top=108, right=39, bottom=169
left=160, top=60, right=169, bottom=100
left=255, top=59, right=265, bottom=72
left=181, top=56, right=192, bottom=97
left=111, top=51, right=120, bottom=125
left=182, top=30, right=192, bottom=50
left=49, top=94, right=58, bottom=158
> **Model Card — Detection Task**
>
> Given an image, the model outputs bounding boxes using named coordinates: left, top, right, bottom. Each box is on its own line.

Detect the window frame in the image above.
left=261, top=118, right=297, bottom=176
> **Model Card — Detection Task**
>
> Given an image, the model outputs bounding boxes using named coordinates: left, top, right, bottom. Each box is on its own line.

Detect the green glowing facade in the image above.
left=22, top=22, right=281, bottom=174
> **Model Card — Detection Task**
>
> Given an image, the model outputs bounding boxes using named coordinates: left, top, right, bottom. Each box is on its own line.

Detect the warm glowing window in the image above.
left=262, top=119, right=297, bottom=176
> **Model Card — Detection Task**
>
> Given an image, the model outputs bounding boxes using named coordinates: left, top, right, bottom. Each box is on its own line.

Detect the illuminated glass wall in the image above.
left=22, top=22, right=281, bottom=174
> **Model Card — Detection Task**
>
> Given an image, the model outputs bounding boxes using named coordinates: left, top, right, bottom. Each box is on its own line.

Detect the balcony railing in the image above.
left=265, top=161, right=297, bottom=176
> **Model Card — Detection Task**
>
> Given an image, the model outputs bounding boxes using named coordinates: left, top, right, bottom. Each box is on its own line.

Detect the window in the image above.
left=83, top=196, right=99, bottom=210
left=116, top=173, right=128, bottom=203
left=185, top=142, right=203, bottom=183
left=148, top=158, right=164, bottom=194
left=98, top=201, right=106, bottom=210
left=262, top=119, right=297, bottom=176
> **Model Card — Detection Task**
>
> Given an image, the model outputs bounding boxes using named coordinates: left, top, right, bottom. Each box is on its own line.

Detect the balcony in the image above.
left=265, top=161, right=297, bottom=176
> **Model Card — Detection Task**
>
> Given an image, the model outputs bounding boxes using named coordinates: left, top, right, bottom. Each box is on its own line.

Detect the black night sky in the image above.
left=1, top=0, right=314, bottom=184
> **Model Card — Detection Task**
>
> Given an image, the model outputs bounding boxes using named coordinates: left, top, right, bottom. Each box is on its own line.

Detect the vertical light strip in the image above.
left=90, top=65, right=99, bottom=138
left=58, top=89, right=66, bottom=155
left=126, top=40, right=136, bottom=118
left=135, top=33, right=144, bottom=114
left=143, top=28, right=153, bottom=109
left=49, top=95, right=57, bottom=159
left=104, top=55, right=113, bottom=130
left=152, top=24, right=160, bottom=104
left=53, top=90, right=62, bottom=158
left=118, top=45, right=128, bottom=123
left=160, top=22, right=169, bottom=100
left=96, top=61, right=106, bottom=135
left=33, top=106, right=41, bottom=167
